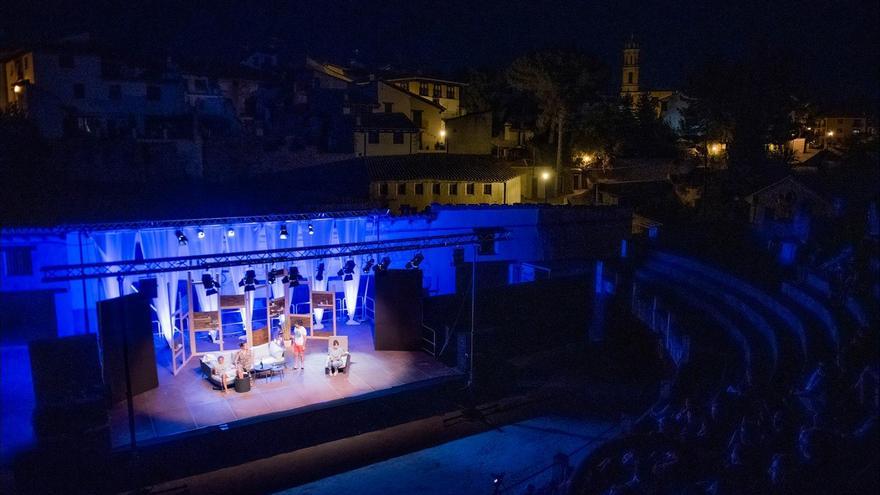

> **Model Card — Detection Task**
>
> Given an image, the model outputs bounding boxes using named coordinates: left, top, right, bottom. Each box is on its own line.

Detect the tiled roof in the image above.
left=353, top=113, right=419, bottom=131
left=363, top=154, right=520, bottom=182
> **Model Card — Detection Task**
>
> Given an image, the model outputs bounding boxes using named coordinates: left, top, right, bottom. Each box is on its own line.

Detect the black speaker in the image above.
left=374, top=269, right=423, bottom=351
left=98, top=294, right=159, bottom=403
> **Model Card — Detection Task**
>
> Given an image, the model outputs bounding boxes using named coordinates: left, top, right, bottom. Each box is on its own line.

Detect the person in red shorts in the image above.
left=292, top=319, right=307, bottom=370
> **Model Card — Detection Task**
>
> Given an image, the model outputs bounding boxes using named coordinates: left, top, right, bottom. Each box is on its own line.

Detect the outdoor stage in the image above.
left=110, top=322, right=459, bottom=447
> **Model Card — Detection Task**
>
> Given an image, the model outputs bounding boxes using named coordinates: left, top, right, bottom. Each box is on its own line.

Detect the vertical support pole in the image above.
left=468, top=244, right=476, bottom=388
left=118, top=275, right=137, bottom=450
left=187, top=274, right=196, bottom=358
left=78, top=230, right=90, bottom=333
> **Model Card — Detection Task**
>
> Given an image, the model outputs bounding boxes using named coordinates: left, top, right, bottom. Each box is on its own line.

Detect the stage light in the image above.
left=405, top=253, right=424, bottom=269
left=376, top=257, right=391, bottom=272
left=283, top=266, right=304, bottom=287
left=363, top=258, right=375, bottom=273
left=340, top=259, right=356, bottom=281
left=308, top=223, right=315, bottom=235
left=315, top=262, right=325, bottom=281
left=202, top=273, right=220, bottom=296
left=279, top=226, right=289, bottom=240
left=197, top=228, right=206, bottom=239
left=267, top=268, right=278, bottom=284
left=227, top=228, right=235, bottom=237
left=175, top=230, right=188, bottom=246
left=239, top=269, right=256, bottom=292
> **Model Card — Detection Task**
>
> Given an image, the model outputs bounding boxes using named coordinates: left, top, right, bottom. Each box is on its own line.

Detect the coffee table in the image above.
left=253, top=363, right=285, bottom=384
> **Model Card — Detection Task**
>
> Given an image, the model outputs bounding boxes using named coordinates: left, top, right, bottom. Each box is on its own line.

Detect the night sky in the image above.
left=1, top=0, right=877, bottom=103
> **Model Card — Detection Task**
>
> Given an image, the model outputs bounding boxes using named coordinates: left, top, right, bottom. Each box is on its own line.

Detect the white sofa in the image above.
left=200, top=342, right=285, bottom=387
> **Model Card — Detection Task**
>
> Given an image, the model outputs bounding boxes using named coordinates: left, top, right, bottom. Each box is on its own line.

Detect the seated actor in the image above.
left=327, top=339, right=346, bottom=375
left=213, top=355, right=230, bottom=393
left=234, top=342, right=254, bottom=379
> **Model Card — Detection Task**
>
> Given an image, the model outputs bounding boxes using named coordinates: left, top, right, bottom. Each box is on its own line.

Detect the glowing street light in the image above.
left=13, top=84, right=23, bottom=94
left=826, top=131, right=834, bottom=137
left=541, top=171, right=551, bottom=202
left=439, top=129, right=447, bottom=138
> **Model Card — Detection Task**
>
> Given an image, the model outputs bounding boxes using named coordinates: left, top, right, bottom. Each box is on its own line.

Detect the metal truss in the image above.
left=5, top=207, right=389, bottom=235
left=42, top=230, right=510, bottom=282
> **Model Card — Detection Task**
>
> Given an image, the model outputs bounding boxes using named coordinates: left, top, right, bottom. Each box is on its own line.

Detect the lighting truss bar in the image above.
left=4, top=207, right=389, bottom=235
left=42, top=231, right=510, bottom=282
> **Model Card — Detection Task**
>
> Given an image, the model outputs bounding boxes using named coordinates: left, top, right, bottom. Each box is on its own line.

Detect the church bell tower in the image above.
left=620, top=36, right=640, bottom=98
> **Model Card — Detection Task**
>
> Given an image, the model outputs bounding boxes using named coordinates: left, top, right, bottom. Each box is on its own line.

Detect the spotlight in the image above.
left=175, top=230, right=188, bottom=246
left=239, top=269, right=256, bottom=292
left=279, top=226, right=289, bottom=240
left=315, top=262, right=325, bottom=281
left=202, top=273, right=220, bottom=296
left=267, top=268, right=278, bottom=284
left=308, top=223, right=314, bottom=235
left=227, top=228, right=235, bottom=237
left=405, top=253, right=424, bottom=269
left=376, top=257, right=391, bottom=272
left=197, top=228, right=206, bottom=239
left=339, top=259, right=356, bottom=281
left=363, top=258, right=375, bottom=273
left=283, top=266, right=304, bottom=287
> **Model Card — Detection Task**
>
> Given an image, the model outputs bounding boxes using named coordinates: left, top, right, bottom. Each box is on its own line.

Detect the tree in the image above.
left=507, top=49, right=605, bottom=194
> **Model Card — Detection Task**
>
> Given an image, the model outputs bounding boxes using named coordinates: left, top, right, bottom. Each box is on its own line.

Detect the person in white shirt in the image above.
left=292, top=320, right=307, bottom=370
left=212, top=355, right=230, bottom=393
left=327, top=339, right=346, bottom=375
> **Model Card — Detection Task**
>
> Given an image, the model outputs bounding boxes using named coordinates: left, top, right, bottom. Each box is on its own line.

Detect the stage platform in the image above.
left=110, top=322, right=459, bottom=447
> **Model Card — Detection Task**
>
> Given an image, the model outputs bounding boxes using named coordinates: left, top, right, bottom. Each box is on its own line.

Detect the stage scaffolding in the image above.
left=41, top=230, right=510, bottom=281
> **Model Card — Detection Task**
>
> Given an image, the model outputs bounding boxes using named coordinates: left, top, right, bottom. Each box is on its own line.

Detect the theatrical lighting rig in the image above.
left=202, top=273, right=220, bottom=296
left=376, top=257, right=391, bottom=272
left=279, top=226, right=289, bottom=240
left=175, top=230, right=188, bottom=246
left=406, top=253, right=424, bottom=269
left=362, top=258, right=375, bottom=273
left=267, top=268, right=279, bottom=284
left=338, top=259, right=356, bottom=281
left=227, top=228, right=236, bottom=237
left=197, top=228, right=206, bottom=239
left=315, top=262, right=325, bottom=281
left=239, top=269, right=257, bottom=292
left=283, top=266, right=304, bottom=287
left=308, top=223, right=315, bottom=235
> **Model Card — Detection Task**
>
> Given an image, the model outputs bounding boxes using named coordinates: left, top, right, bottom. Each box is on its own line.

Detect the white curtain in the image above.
left=225, top=225, right=261, bottom=338
left=136, top=230, right=183, bottom=348
left=310, top=220, right=333, bottom=328
left=340, top=219, right=364, bottom=324
left=183, top=226, right=221, bottom=313
left=92, top=231, right=139, bottom=300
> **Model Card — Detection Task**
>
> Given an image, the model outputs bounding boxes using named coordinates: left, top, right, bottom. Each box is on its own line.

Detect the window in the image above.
left=853, top=119, right=863, bottom=127
left=73, top=83, right=85, bottom=99
left=449, top=183, right=458, bottom=195
left=419, top=82, right=429, bottom=96
left=108, top=84, right=121, bottom=100
left=433, top=83, right=442, bottom=98
left=837, top=119, right=843, bottom=124
left=3, top=246, right=33, bottom=276
left=397, top=183, right=407, bottom=195
left=415, top=183, right=424, bottom=195
left=23, top=56, right=28, bottom=70
left=368, top=130, right=380, bottom=143
left=393, top=131, right=404, bottom=144
left=383, top=102, right=393, bottom=113
left=146, top=85, right=161, bottom=101
left=58, top=54, right=75, bottom=68
left=411, top=110, right=423, bottom=128
left=483, top=184, right=492, bottom=195
left=466, top=183, right=475, bottom=195
left=446, top=85, right=456, bottom=99
left=379, top=183, right=389, bottom=196
left=432, top=183, right=441, bottom=195
left=627, top=72, right=633, bottom=84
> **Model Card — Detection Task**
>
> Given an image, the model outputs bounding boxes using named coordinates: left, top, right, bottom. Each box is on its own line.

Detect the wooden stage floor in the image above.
left=110, top=322, right=459, bottom=447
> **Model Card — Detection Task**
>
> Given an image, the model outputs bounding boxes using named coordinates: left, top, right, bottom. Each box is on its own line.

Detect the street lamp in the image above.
left=541, top=171, right=550, bottom=202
